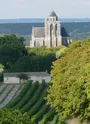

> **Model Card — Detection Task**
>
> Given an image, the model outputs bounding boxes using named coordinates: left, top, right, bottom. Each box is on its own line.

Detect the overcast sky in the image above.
left=0, top=0, right=90, bottom=19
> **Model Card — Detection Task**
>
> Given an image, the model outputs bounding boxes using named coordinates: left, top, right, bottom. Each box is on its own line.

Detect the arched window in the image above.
left=56, top=38, right=57, bottom=46
left=43, top=40, right=45, bottom=46
left=55, top=24, right=57, bottom=37
left=34, top=40, right=36, bottom=46
left=50, top=24, right=53, bottom=37
left=50, top=38, right=52, bottom=47
left=37, top=41, right=40, bottom=46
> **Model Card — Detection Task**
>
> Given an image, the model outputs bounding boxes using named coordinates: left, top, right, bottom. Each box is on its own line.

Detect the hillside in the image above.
left=0, top=22, right=90, bottom=45
left=0, top=18, right=90, bottom=23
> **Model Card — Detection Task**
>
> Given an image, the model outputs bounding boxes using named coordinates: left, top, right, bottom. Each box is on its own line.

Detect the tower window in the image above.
left=50, top=18, right=52, bottom=21
left=55, top=24, right=57, bottom=37
left=50, top=24, right=53, bottom=37
left=43, top=40, right=45, bottom=46
left=53, top=18, right=55, bottom=21
left=34, top=40, right=36, bottom=46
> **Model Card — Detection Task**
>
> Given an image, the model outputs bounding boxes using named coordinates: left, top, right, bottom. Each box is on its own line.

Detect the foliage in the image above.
left=68, top=40, right=81, bottom=52
left=0, top=34, right=25, bottom=46
left=27, top=46, right=59, bottom=56
left=0, top=34, right=27, bottom=69
left=0, top=35, right=58, bottom=72
left=27, top=84, right=49, bottom=117
left=0, top=73, right=3, bottom=82
left=20, top=81, right=45, bottom=113
left=46, top=39, right=90, bottom=122
left=17, top=73, right=29, bottom=80
left=0, top=64, right=4, bottom=69
left=31, top=104, right=48, bottom=123
left=7, top=82, right=56, bottom=123
left=10, top=54, right=56, bottom=72
left=0, top=108, right=31, bottom=124
left=40, top=108, right=55, bottom=124
left=56, top=46, right=68, bottom=58
left=7, top=80, right=32, bottom=108
left=13, top=81, right=39, bottom=109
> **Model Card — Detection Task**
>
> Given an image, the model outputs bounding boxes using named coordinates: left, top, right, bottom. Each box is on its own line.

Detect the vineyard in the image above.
left=0, top=81, right=63, bottom=124
left=6, top=81, right=61, bottom=124
left=0, top=83, right=24, bottom=109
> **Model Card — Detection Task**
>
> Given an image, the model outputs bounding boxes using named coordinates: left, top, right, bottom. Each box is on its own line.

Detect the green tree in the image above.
left=10, top=53, right=56, bottom=72
left=0, top=34, right=25, bottom=45
left=0, top=35, right=27, bottom=69
left=56, top=46, right=68, bottom=58
left=46, top=39, right=90, bottom=123
left=17, top=73, right=29, bottom=83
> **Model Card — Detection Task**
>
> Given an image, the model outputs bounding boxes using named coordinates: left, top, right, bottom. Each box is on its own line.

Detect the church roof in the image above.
left=33, top=27, right=45, bottom=38
left=61, top=27, right=70, bottom=37
left=49, top=11, right=58, bottom=17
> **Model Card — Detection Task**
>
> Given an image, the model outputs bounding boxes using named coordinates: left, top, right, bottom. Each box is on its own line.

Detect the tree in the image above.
left=0, top=34, right=25, bottom=46
left=27, top=46, right=59, bottom=57
left=0, top=35, right=27, bottom=69
left=17, top=73, right=29, bottom=83
left=10, top=53, right=56, bottom=72
left=46, top=39, right=90, bottom=123
left=56, top=46, right=68, bottom=58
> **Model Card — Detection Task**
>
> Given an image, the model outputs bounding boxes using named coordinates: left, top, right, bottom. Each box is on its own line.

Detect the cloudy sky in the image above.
left=0, top=0, right=90, bottom=19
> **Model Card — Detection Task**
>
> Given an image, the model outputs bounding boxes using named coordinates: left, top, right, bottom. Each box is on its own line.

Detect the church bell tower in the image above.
left=45, top=11, right=62, bottom=47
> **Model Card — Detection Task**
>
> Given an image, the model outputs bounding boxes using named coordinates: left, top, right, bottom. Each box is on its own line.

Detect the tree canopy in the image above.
left=0, top=34, right=27, bottom=69
left=46, top=39, right=90, bottom=123
left=9, top=46, right=58, bottom=72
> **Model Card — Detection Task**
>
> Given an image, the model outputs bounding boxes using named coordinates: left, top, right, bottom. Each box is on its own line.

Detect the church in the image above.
left=30, top=11, right=72, bottom=48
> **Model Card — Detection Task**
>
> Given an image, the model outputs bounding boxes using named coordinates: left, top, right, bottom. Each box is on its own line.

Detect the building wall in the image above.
left=30, top=15, right=63, bottom=48
left=30, top=37, right=45, bottom=47
left=4, top=77, right=20, bottom=84
left=29, top=76, right=51, bottom=83
left=62, top=37, right=72, bottom=47
left=4, top=76, right=51, bottom=84
left=45, top=18, right=62, bottom=47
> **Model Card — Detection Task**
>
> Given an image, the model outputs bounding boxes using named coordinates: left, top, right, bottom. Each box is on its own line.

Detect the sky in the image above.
left=0, top=0, right=90, bottom=19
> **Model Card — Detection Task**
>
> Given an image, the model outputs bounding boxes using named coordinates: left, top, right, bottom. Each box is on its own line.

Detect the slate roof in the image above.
left=61, top=27, right=70, bottom=37
left=32, top=25, right=70, bottom=38
left=4, top=72, right=50, bottom=77
left=49, top=11, right=58, bottom=17
left=49, top=11, right=58, bottom=20
left=33, top=27, right=45, bottom=38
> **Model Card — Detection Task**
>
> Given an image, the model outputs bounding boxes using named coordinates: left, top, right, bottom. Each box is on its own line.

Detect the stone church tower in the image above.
left=30, top=11, right=71, bottom=48
left=45, top=11, right=62, bottom=47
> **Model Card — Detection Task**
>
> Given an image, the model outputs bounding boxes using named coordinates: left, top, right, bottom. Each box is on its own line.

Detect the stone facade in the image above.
left=4, top=72, right=51, bottom=84
left=30, top=11, right=72, bottom=48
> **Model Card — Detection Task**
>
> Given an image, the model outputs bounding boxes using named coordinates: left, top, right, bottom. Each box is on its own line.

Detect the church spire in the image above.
left=49, top=11, right=57, bottom=17
left=49, top=11, right=58, bottom=20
